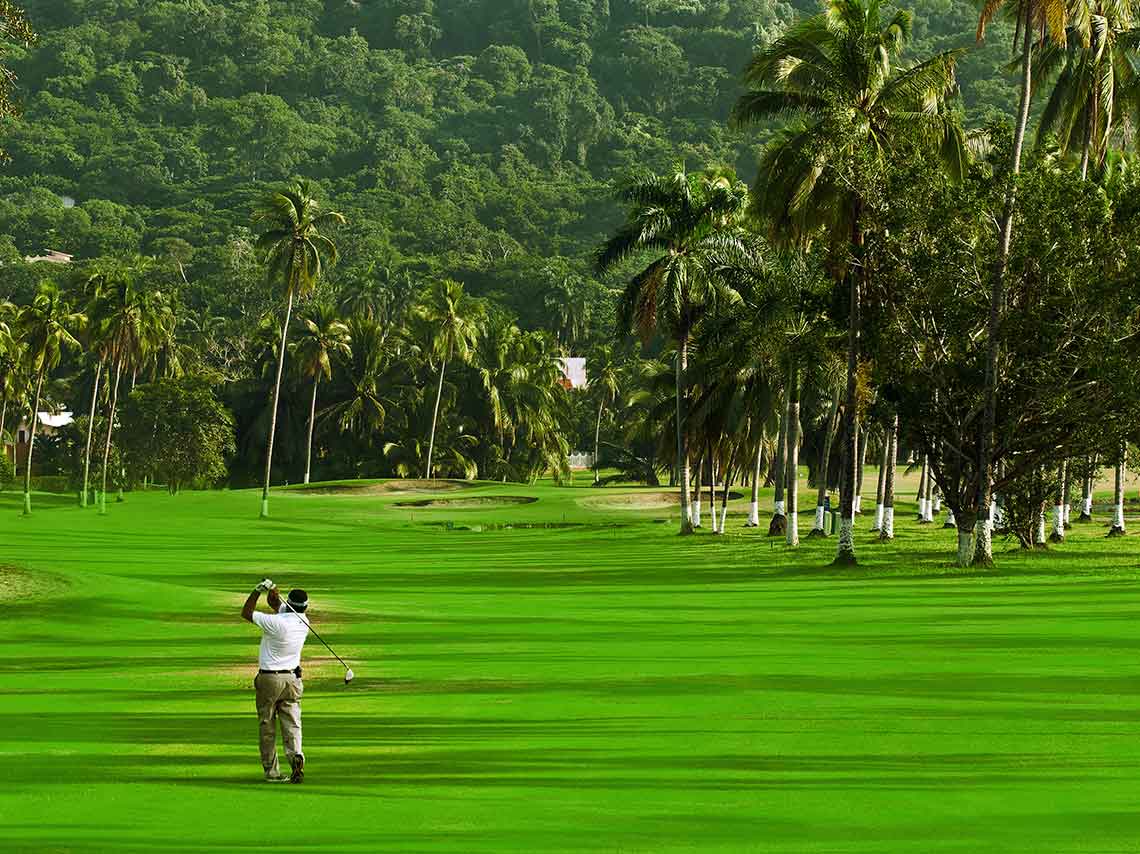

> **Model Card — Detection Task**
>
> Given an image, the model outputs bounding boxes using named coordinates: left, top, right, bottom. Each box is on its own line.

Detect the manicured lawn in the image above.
left=2, top=476, right=1139, bottom=852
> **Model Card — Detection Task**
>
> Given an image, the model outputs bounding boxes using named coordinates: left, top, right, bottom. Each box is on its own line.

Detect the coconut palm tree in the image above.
left=253, top=179, right=344, bottom=518
left=733, top=0, right=968, bottom=564
left=92, top=273, right=175, bottom=513
left=293, top=303, right=351, bottom=485
left=587, top=344, right=621, bottom=484
left=1031, top=0, right=1135, bottom=178
left=18, top=283, right=84, bottom=515
left=417, top=279, right=482, bottom=479
left=595, top=165, right=749, bottom=535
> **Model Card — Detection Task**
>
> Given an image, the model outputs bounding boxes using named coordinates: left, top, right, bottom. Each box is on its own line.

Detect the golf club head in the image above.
left=344, top=668, right=354, bottom=684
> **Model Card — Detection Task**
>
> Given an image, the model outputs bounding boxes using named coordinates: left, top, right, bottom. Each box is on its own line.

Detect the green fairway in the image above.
left=2, top=477, right=1139, bottom=853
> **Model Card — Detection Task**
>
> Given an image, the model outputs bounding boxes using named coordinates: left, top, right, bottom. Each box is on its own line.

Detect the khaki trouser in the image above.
left=254, top=672, right=303, bottom=777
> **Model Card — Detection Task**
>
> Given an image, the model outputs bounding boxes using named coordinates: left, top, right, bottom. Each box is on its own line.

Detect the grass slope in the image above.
left=1, top=475, right=1138, bottom=853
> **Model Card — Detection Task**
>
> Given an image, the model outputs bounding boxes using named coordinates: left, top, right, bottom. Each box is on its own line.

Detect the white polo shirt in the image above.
left=251, top=607, right=311, bottom=670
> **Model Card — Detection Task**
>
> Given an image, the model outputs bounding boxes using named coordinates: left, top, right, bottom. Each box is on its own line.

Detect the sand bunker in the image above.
left=394, top=496, right=538, bottom=509
left=295, top=479, right=474, bottom=496
left=585, top=490, right=744, bottom=510
left=0, top=565, right=68, bottom=603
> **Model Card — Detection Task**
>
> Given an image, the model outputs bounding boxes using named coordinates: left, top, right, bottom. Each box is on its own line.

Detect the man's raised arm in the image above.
left=242, top=579, right=276, bottom=623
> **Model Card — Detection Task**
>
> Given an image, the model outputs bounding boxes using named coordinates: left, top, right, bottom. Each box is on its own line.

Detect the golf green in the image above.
left=2, top=478, right=1138, bottom=852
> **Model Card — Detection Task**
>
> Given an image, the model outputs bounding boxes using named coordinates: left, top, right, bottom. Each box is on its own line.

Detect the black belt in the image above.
left=259, top=668, right=300, bottom=675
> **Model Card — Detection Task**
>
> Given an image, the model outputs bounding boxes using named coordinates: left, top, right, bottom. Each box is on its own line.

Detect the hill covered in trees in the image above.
left=1, top=0, right=1015, bottom=330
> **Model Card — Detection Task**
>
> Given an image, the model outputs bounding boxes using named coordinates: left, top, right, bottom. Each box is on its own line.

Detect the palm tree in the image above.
left=417, top=279, right=482, bottom=479
left=253, top=179, right=344, bottom=517
left=327, top=314, right=399, bottom=444
left=596, top=165, right=749, bottom=535
left=92, top=272, right=174, bottom=513
left=733, top=0, right=968, bottom=564
left=0, top=302, right=22, bottom=449
left=974, top=0, right=1069, bottom=564
left=18, top=283, right=83, bottom=515
left=293, top=303, right=351, bottom=485
left=587, top=345, right=621, bottom=485
left=1031, top=0, right=1135, bottom=178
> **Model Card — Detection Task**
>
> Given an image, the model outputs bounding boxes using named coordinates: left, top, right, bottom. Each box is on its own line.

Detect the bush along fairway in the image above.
left=3, top=477, right=1140, bottom=852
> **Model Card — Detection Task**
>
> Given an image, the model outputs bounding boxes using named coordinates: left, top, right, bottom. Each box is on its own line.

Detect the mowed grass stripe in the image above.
left=2, top=478, right=1140, bottom=851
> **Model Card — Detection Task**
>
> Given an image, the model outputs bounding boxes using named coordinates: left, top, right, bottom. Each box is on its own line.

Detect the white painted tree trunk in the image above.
left=881, top=507, right=894, bottom=540
left=1083, top=496, right=1093, bottom=517
left=786, top=511, right=799, bottom=547
left=933, top=496, right=941, bottom=513
left=720, top=506, right=728, bottom=532
left=1063, top=504, right=1071, bottom=527
left=1113, top=502, right=1126, bottom=532
left=946, top=509, right=956, bottom=527
left=692, top=494, right=702, bottom=528
left=748, top=501, right=759, bottom=527
left=873, top=503, right=884, bottom=531
left=814, top=505, right=825, bottom=532
left=774, top=500, right=784, bottom=517
left=1035, top=511, right=1047, bottom=546
left=1051, top=504, right=1065, bottom=542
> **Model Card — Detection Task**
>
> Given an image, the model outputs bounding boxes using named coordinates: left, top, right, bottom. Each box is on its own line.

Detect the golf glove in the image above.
left=255, top=578, right=276, bottom=593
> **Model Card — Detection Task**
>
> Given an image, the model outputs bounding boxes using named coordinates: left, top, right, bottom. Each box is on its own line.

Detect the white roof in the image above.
left=38, top=411, right=74, bottom=428
left=561, top=357, right=587, bottom=389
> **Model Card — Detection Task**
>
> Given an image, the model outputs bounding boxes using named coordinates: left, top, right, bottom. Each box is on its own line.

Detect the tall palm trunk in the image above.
left=720, top=460, right=733, bottom=533
left=747, top=441, right=763, bottom=527
left=425, top=357, right=448, bottom=480
left=676, top=336, right=694, bottom=535
left=81, top=358, right=105, bottom=507
left=835, top=216, right=863, bottom=565
left=709, top=442, right=719, bottom=534
left=22, top=367, right=45, bottom=516
left=1109, top=443, right=1126, bottom=536
left=975, top=14, right=1035, bottom=566
left=99, top=361, right=123, bottom=515
left=304, top=374, right=319, bottom=485
left=879, top=415, right=898, bottom=542
left=872, top=429, right=888, bottom=531
left=811, top=387, right=841, bottom=537
left=261, top=291, right=294, bottom=518
left=769, top=382, right=789, bottom=536
left=785, top=361, right=801, bottom=547
left=593, top=400, right=604, bottom=484
left=692, top=454, right=703, bottom=528
left=855, top=424, right=869, bottom=515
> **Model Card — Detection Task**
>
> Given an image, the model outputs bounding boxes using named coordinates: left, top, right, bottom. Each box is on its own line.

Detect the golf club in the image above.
left=277, top=589, right=355, bottom=684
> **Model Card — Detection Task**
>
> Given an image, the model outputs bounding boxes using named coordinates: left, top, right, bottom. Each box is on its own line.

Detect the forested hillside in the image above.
left=1, top=0, right=1013, bottom=325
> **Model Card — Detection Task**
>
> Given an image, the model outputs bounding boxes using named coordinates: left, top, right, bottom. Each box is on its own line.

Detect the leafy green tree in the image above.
left=0, top=1, right=34, bottom=160
left=253, top=179, right=344, bottom=517
left=118, top=375, right=236, bottom=494
left=732, top=0, right=968, bottom=564
left=596, top=165, right=748, bottom=535
left=17, top=282, right=83, bottom=515
left=292, top=302, right=351, bottom=485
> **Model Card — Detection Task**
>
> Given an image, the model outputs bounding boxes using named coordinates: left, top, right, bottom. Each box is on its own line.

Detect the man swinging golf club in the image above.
left=242, top=579, right=310, bottom=783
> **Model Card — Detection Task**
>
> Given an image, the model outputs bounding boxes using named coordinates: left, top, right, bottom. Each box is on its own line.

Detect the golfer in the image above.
left=242, top=579, right=310, bottom=783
